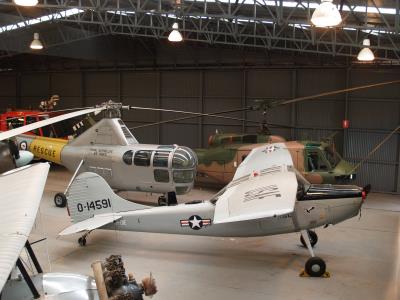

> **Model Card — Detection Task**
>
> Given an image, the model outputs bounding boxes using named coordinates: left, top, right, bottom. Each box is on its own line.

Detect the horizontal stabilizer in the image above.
left=59, top=214, right=122, bottom=236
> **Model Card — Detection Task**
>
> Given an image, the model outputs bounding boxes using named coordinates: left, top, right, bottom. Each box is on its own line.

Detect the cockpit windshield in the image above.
left=323, top=145, right=341, bottom=169
left=172, top=147, right=197, bottom=169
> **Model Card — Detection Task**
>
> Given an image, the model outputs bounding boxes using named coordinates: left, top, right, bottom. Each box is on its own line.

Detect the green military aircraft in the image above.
left=195, top=132, right=355, bottom=187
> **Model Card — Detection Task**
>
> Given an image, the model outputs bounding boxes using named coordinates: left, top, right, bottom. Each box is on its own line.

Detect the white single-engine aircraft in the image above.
left=60, top=142, right=369, bottom=277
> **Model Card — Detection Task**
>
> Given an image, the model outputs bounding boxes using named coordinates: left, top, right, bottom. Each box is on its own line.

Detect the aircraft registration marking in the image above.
left=180, top=215, right=212, bottom=230
left=77, top=199, right=111, bottom=212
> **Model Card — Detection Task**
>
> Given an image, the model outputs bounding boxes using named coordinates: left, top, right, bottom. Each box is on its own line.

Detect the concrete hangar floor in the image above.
left=28, top=165, right=400, bottom=300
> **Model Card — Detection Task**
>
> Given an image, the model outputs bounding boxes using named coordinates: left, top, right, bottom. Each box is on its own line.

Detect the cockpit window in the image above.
left=173, top=170, right=195, bottom=183
left=134, top=150, right=152, bottom=166
left=122, top=150, right=133, bottom=165
left=153, top=151, right=170, bottom=168
left=242, top=135, right=257, bottom=143
left=324, top=145, right=341, bottom=168
left=154, top=169, right=170, bottom=182
left=172, top=147, right=197, bottom=169
left=306, top=149, right=331, bottom=172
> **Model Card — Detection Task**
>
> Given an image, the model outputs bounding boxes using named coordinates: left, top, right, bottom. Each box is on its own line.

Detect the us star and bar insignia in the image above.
left=180, top=215, right=212, bottom=230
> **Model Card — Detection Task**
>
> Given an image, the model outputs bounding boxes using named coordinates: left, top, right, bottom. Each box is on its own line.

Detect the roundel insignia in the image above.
left=180, top=215, right=212, bottom=230
left=20, top=141, right=28, bottom=150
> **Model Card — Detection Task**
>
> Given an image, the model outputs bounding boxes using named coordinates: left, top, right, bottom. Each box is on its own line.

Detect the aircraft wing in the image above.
left=0, top=163, right=50, bottom=291
left=59, top=214, right=122, bottom=236
left=214, top=144, right=298, bottom=224
left=232, top=142, right=293, bottom=181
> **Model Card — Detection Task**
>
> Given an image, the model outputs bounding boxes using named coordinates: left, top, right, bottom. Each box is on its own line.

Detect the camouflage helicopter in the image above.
left=131, top=80, right=399, bottom=188
left=195, top=131, right=354, bottom=187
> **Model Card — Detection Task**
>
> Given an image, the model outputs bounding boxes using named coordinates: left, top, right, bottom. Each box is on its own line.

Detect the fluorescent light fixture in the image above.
left=13, top=0, right=38, bottom=6
left=30, top=32, right=43, bottom=50
left=357, top=39, right=374, bottom=61
left=311, top=0, right=342, bottom=27
left=0, top=9, right=83, bottom=34
left=168, top=22, right=183, bottom=42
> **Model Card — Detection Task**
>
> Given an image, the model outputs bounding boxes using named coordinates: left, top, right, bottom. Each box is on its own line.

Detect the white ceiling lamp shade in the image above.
left=30, top=32, right=43, bottom=50
left=13, top=0, right=38, bottom=6
left=311, top=0, right=342, bottom=27
left=357, top=39, right=375, bottom=61
left=168, top=22, right=183, bottom=42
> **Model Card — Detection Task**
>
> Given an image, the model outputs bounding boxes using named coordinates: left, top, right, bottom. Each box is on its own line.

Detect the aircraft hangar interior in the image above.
left=0, top=0, right=399, bottom=299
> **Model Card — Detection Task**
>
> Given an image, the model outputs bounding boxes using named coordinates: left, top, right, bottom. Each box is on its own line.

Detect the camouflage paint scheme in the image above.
left=195, top=133, right=355, bottom=186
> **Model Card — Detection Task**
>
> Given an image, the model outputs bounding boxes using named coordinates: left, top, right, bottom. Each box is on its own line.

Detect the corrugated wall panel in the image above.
left=85, top=72, right=118, bottom=97
left=344, top=130, right=399, bottom=192
left=0, top=74, right=16, bottom=109
left=10, top=67, right=400, bottom=193
left=121, top=72, right=157, bottom=97
left=348, top=100, right=399, bottom=130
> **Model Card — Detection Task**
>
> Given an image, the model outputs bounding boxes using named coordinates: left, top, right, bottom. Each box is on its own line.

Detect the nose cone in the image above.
left=15, top=150, right=34, bottom=167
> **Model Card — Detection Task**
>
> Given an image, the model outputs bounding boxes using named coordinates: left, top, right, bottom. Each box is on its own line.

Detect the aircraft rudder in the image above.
left=66, top=172, right=149, bottom=223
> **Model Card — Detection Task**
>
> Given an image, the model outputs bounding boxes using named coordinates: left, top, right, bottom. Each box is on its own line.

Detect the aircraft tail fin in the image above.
left=69, top=118, right=138, bottom=146
left=66, top=172, right=149, bottom=223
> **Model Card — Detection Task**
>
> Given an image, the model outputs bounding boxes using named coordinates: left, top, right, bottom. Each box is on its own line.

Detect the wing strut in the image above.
left=16, top=258, right=40, bottom=299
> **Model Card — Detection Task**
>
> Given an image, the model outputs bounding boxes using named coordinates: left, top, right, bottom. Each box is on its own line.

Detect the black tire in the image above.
left=305, top=256, right=326, bottom=277
left=300, top=230, right=318, bottom=248
left=78, top=237, right=87, bottom=247
left=54, top=192, right=67, bottom=208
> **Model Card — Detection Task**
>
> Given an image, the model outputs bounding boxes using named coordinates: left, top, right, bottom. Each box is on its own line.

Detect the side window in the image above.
left=306, top=150, right=330, bottom=171
left=134, top=150, right=152, bottom=166
left=154, top=169, right=170, bottom=182
left=153, top=151, right=170, bottom=168
left=122, top=150, right=133, bottom=165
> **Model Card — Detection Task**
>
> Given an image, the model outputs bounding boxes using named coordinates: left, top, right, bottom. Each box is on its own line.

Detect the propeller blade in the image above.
left=0, top=107, right=104, bottom=141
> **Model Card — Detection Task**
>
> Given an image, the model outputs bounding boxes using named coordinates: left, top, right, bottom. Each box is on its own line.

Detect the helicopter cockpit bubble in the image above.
left=171, top=146, right=198, bottom=194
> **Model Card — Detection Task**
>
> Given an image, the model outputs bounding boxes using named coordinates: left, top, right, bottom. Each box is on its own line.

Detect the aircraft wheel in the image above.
left=300, top=230, right=318, bottom=248
left=54, top=193, right=67, bottom=208
left=78, top=237, right=87, bottom=247
left=305, top=257, right=326, bottom=277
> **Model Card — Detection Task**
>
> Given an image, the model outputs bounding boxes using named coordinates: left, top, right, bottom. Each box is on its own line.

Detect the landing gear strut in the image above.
left=300, top=230, right=318, bottom=248
left=158, top=192, right=178, bottom=206
left=78, top=231, right=92, bottom=247
left=300, top=230, right=328, bottom=277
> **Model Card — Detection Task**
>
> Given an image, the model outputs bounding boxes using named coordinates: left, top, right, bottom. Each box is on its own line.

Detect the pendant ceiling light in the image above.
left=30, top=32, right=43, bottom=50
left=168, top=22, right=183, bottom=42
left=311, top=0, right=342, bottom=27
left=357, top=39, right=375, bottom=61
left=13, top=0, right=38, bottom=6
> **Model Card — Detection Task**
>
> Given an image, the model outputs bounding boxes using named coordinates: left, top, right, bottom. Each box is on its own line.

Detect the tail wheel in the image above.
left=305, top=257, right=326, bottom=277
left=54, top=192, right=67, bottom=208
left=78, top=237, right=87, bottom=247
left=300, top=230, right=318, bottom=248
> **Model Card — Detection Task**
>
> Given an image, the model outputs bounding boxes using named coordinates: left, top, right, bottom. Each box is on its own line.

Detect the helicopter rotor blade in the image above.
left=129, top=107, right=255, bottom=129
left=0, top=107, right=104, bottom=141
left=349, top=125, right=400, bottom=174
left=253, top=80, right=400, bottom=109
